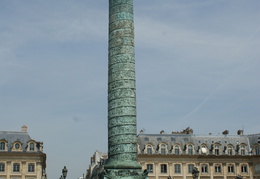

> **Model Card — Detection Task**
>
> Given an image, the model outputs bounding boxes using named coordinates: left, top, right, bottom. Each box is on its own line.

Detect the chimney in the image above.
left=21, top=125, right=27, bottom=132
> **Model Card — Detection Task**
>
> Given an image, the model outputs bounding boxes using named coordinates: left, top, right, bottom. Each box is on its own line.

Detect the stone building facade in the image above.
left=0, top=126, right=47, bottom=179
left=86, top=129, right=260, bottom=179
left=137, top=129, right=260, bottom=179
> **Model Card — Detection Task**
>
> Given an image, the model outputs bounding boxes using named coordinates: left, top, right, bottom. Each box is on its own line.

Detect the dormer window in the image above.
left=174, top=145, right=180, bottom=155
left=15, top=143, right=20, bottom=149
left=146, top=145, right=153, bottom=154
left=188, top=145, right=193, bottom=155
left=227, top=145, right=233, bottom=155
left=161, top=144, right=166, bottom=154
left=255, top=146, right=260, bottom=155
left=214, top=145, right=220, bottom=155
left=12, top=142, right=23, bottom=151
left=240, top=145, right=245, bottom=155
left=30, top=143, right=35, bottom=151
left=0, top=142, right=5, bottom=150
left=201, top=145, right=208, bottom=154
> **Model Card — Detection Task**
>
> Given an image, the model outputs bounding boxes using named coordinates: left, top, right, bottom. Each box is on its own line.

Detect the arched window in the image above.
left=240, top=145, right=245, bottom=155
left=174, top=145, right=180, bottom=155
left=29, top=143, right=35, bottom=151
left=161, top=144, right=166, bottom=154
left=0, top=142, right=5, bottom=150
left=147, top=145, right=152, bottom=154
left=255, top=146, right=260, bottom=155
left=227, top=145, right=233, bottom=155
left=188, top=145, right=193, bottom=155
left=214, top=145, right=220, bottom=155
left=201, top=145, right=207, bottom=154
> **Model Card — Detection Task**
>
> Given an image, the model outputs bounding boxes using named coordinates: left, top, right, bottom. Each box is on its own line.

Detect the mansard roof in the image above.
left=0, top=130, right=43, bottom=152
left=137, top=132, right=260, bottom=153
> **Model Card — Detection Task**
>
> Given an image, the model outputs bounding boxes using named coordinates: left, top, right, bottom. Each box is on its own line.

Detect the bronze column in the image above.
left=104, top=0, right=147, bottom=178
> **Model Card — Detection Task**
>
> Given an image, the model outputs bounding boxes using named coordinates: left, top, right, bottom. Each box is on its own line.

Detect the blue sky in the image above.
left=1, top=0, right=260, bottom=178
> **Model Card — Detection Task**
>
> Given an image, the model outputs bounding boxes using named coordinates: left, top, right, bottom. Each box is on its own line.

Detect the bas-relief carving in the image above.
left=104, top=169, right=147, bottom=179
left=109, top=46, right=134, bottom=58
left=108, top=106, right=136, bottom=118
left=110, top=4, right=133, bottom=14
left=108, top=98, right=136, bottom=110
left=109, top=0, right=133, bottom=6
left=109, top=37, right=134, bottom=48
left=106, top=1, right=147, bottom=177
left=108, top=88, right=135, bottom=101
left=108, top=79, right=135, bottom=91
left=109, top=12, right=133, bottom=23
left=109, top=135, right=136, bottom=146
left=108, top=153, right=137, bottom=162
left=109, top=63, right=135, bottom=74
left=109, top=143, right=137, bottom=155
left=109, top=55, right=134, bottom=66
left=108, top=117, right=136, bottom=128
left=108, top=66, right=135, bottom=79
left=109, top=21, right=134, bottom=33
left=108, top=125, right=136, bottom=137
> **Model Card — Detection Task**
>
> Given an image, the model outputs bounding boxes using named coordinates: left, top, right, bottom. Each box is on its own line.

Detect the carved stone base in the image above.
left=103, top=169, right=148, bottom=179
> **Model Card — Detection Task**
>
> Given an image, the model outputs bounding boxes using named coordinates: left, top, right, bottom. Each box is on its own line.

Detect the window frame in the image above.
left=241, top=164, right=248, bottom=173
left=0, top=163, right=5, bottom=172
left=174, top=164, right=181, bottom=173
left=215, top=164, right=221, bottom=173
left=201, top=164, right=208, bottom=173
left=28, top=163, right=35, bottom=172
left=146, top=164, right=153, bottom=173
left=188, top=164, right=194, bottom=173
left=228, top=165, right=234, bottom=173
left=13, top=163, right=20, bottom=172
left=161, top=164, right=167, bottom=173
left=0, top=142, right=5, bottom=150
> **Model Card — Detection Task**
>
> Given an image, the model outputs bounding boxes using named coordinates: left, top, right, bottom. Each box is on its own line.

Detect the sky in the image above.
left=0, top=0, right=260, bottom=178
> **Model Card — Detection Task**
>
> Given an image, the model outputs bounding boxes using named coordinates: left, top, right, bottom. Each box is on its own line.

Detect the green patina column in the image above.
left=104, top=0, right=148, bottom=178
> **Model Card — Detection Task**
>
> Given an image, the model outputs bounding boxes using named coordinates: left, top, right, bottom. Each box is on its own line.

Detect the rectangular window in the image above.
left=28, top=164, right=35, bottom=172
left=174, top=164, right=181, bottom=173
left=147, top=148, right=152, bottom=154
left=215, top=165, right=221, bottom=173
left=201, top=164, right=208, bottom=173
left=188, top=164, right=194, bottom=173
left=188, top=148, right=193, bottom=155
left=175, top=147, right=180, bottom=155
left=241, top=165, right=247, bottom=173
left=228, top=165, right=234, bottom=173
left=0, top=163, right=5, bottom=172
left=161, top=148, right=166, bottom=155
left=29, top=143, right=35, bottom=151
left=161, top=164, right=167, bottom=173
left=0, top=142, right=5, bottom=150
left=147, top=164, right=153, bottom=173
left=13, top=163, right=20, bottom=172
left=255, top=164, right=260, bottom=174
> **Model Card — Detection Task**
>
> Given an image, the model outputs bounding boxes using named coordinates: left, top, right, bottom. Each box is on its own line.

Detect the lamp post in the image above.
left=61, top=166, right=68, bottom=179
left=192, top=167, right=199, bottom=179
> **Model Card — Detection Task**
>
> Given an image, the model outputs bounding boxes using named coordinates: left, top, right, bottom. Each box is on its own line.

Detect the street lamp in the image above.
left=192, top=167, right=199, bottom=179
left=62, top=166, right=68, bottom=179
left=168, top=175, right=172, bottom=179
